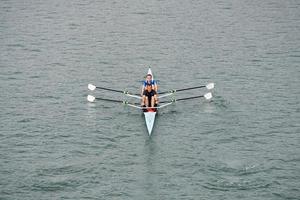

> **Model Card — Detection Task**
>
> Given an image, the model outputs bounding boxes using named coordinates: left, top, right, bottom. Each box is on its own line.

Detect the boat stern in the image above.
left=144, top=111, right=156, bottom=136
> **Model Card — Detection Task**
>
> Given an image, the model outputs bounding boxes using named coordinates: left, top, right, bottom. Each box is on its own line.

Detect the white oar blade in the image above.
left=206, top=83, right=214, bottom=90
left=87, top=95, right=96, bottom=102
left=204, top=92, right=212, bottom=100
left=88, top=84, right=96, bottom=91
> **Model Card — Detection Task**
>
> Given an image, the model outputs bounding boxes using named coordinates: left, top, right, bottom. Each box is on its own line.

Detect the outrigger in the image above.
left=87, top=68, right=214, bottom=136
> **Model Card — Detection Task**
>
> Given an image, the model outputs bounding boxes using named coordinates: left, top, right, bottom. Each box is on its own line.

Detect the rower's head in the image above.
left=146, top=74, right=152, bottom=82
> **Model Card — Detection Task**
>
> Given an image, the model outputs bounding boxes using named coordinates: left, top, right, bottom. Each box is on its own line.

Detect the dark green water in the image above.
left=1, top=0, right=299, bottom=199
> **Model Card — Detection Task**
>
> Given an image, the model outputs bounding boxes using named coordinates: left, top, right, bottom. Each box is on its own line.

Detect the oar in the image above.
left=87, top=95, right=124, bottom=103
left=88, top=84, right=142, bottom=99
left=88, top=84, right=124, bottom=93
left=159, top=83, right=214, bottom=94
left=176, top=92, right=212, bottom=101
left=87, top=95, right=142, bottom=107
left=160, top=92, right=212, bottom=103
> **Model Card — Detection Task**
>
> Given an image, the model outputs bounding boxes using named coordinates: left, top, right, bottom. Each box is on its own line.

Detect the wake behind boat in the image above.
left=87, top=68, right=214, bottom=136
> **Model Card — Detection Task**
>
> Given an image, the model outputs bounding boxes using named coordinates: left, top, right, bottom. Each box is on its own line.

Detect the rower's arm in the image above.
left=141, top=85, right=144, bottom=96
left=154, top=81, right=158, bottom=92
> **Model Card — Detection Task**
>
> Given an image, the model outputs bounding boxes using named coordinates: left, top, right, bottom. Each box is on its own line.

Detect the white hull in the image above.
left=144, top=112, right=156, bottom=135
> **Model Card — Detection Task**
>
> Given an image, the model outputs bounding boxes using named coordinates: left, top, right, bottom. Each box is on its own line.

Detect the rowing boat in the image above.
left=87, top=68, right=214, bottom=136
left=143, top=68, right=156, bottom=135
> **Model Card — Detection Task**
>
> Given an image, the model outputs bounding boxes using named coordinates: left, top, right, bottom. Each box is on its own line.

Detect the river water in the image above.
left=1, top=0, right=300, bottom=199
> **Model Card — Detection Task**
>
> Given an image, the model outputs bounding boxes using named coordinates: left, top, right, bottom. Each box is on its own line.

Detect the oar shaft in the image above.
left=95, top=86, right=141, bottom=97
left=159, top=85, right=205, bottom=94
left=95, top=97, right=124, bottom=103
left=159, top=93, right=174, bottom=98
left=176, top=95, right=204, bottom=101
left=160, top=95, right=205, bottom=103
left=95, top=86, right=124, bottom=93
left=125, top=93, right=142, bottom=99
left=126, top=102, right=173, bottom=109
left=176, top=85, right=205, bottom=92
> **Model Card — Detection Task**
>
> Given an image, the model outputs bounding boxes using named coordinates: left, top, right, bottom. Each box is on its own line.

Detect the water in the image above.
left=1, top=0, right=300, bottom=199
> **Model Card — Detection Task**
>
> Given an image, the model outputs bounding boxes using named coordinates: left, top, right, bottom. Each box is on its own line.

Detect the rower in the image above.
left=141, top=74, right=158, bottom=110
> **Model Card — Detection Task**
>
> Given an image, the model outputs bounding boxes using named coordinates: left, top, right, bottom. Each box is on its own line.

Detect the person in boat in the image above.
left=141, top=74, right=158, bottom=109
